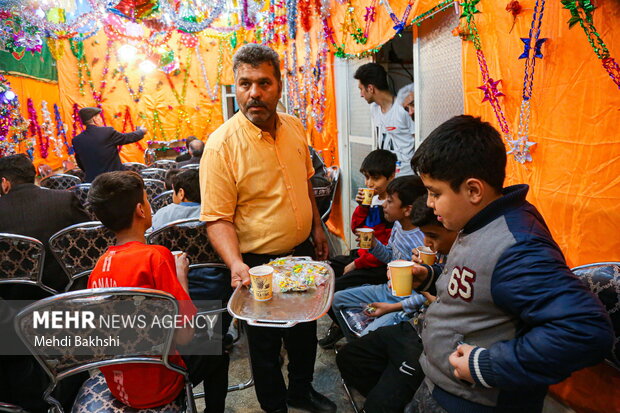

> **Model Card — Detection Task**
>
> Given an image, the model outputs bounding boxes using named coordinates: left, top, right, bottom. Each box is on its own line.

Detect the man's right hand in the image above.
left=230, top=261, right=251, bottom=288
left=137, top=126, right=147, bottom=133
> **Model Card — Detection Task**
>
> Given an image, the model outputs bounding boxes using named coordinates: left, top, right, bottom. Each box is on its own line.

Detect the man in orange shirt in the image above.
left=200, top=44, right=334, bottom=413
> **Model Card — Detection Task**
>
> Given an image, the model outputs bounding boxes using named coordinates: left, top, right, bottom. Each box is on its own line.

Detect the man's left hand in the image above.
left=311, top=224, right=328, bottom=260
left=449, top=343, right=475, bottom=384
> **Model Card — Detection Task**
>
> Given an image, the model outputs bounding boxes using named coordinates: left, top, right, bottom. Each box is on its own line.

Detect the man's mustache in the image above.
left=247, top=100, right=267, bottom=108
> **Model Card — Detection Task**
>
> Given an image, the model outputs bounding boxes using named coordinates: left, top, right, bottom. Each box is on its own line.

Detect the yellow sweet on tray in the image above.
left=267, top=258, right=329, bottom=293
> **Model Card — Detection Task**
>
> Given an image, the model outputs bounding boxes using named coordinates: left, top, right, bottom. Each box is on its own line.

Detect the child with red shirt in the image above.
left=87, top=171, right=225, bottom=412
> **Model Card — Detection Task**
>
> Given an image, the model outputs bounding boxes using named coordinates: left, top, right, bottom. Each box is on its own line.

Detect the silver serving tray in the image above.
left=227, top=259, right=335, bottom=328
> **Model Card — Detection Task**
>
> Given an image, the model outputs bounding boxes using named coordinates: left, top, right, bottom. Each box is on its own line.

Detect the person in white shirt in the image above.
left=354, top=63, right=415, bottom=176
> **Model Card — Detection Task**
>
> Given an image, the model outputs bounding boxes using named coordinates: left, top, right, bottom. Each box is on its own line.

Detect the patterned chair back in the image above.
left=572, top=262, right=620, bottom=370
left=0, top=233, right=55, bottom=294
left=151, top=190, right=174, bottom=213
left=0, top=402, right=29, bottom=413
left=143, top=179, right=166, bottom=204
left=146, top=219, right=223, bottom=267
left=64, top=168, right=85, bottom=181
left=179, top=163, right=199, bottom=170
left=69, top=183, right=91, bottom=207
left=151, top=160, right=178, bottom=170
left=122, top=162, right=147, bottom=173
left=14, top=288, right=194, bottom=413
left=48, top=222, right=116, bottom=291
left=140, top=168, right=168, bottom=182
left=320, top=166, right=340, bottom=222
left=40, top=174, right=82, bottom=190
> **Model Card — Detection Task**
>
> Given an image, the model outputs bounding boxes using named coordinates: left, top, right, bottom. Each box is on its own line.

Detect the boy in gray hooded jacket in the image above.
left=407, top=115, right=613, bottom=413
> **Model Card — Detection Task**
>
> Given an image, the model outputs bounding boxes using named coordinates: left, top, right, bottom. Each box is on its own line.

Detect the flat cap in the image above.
left=78, top=107, right=102, bottom=124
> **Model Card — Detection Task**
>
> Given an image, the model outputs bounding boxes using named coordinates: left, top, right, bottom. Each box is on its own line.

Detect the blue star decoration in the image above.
left=519, top=38, right=547, bottom=59
left=478, top=78, right=504, bottom=103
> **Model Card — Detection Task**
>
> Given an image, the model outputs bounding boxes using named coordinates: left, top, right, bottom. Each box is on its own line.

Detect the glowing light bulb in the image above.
left=5, top=91, right=15, bottom=100
left=117, top=45, right=138, bottom=62
left=139, top=60, right=157, bottom=74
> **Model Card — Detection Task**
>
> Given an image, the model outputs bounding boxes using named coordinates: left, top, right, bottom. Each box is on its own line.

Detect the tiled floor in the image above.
left=195, top=315, right=360, bottom=413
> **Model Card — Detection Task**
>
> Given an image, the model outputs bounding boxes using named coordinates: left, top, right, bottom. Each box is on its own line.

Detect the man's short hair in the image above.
left=189, top=139, right=204, bottom=158
left=185, top=136, right=197, bottom=149
left=172, top=169, right=200, bottom=203
left=0, top=154, right=36, bottom=185
left=354, top=63, right=390, bottom=91
left=88, top=171, right=145, bottom=232
left=386, top=175, right=426, bottom=208
left=411, top=194, right=441, bottom=227
left=411, top=115, right=506, bottom=192
left=233, top=43, right=281, bottom=80
left=164, top=169, right=182, bottom=191
left=360, top=149, right=397, bottom=179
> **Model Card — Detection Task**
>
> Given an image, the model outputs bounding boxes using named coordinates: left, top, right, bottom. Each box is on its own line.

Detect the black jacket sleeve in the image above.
left=108, top=128, right=145, bottom=146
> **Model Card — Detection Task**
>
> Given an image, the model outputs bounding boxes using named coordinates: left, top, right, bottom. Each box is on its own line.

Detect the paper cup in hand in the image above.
left=357, top=228, right=374, bottom=249
left=388, top=260, right=414, bottom=297
left=249, top=265, right=273, bottom=301
left=361, top=188, right=374, bottom=206
left=416, top=246, right=437, bottom=265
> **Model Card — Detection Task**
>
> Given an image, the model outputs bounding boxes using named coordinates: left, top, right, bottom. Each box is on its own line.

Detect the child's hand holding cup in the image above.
left=361, top=188, right=374, bottom=206
left=356, top=228, right=374, bottom=249
left=415, top=246, right=437, bottom=265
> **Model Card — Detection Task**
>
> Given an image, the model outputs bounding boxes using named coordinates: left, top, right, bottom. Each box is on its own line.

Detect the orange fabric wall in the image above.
left=462, top=0, right=620, bottom=268
left=5, top=75, right=66, bottom=170
left=55, top=31, right=232, bottom=163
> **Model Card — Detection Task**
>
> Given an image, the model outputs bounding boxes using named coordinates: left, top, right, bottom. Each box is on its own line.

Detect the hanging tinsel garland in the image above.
left=71, top=103, right=84, bottom=139
left=460, top=0, right=511, bottom=138
left=54, top=103, right=73, bottom=155
left=27, top=98, right=48, bottom=159
left=507, top=0, right=547, bottom=163
left=561, top=0, right=620, bottom=89
left=40, top=101, right=63, bottom=158
left=165, top=49, right=193, bottom=140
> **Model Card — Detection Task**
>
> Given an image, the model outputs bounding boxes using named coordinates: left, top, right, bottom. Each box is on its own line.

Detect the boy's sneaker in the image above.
left=318, top=323, right=343, bottom=349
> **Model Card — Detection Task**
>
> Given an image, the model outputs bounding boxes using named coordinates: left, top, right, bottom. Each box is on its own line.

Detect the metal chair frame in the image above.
left=14, top=287, right=197, bottom=413
left=0, top=233, right=57, bottom=295
left=140, top=168, right=168, bottom=182
left=122, top=162, right=147, bottom=173
left=151, top=190, right=174, bottom=214
left=39, top=174, right=82, bottom=191
left=146, top=219, right=254, bottom=393
left=179, top=164, right=199, bottom=170
left=0, top=402, right=28, bottom=413
left=48, top=221, right=116, bottom=291
left=150, top=160, right=178, bottom=170
left=571, top=261, right=620, bottom=371
left=321, top=166, right=340, bottom=223
left=143, top=179, right=167, bottom=204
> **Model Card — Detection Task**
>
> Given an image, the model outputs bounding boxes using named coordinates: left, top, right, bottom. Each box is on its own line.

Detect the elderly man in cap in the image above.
left=72, top=107, right=147, bottom=182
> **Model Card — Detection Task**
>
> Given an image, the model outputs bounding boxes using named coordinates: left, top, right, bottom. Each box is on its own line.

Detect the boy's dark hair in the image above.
left=164, top=169, right=182, bottom=190
left=354, top=63, right=390, bottom=92
left=386, top=175, right=426, bottom=208
left=410, top=194, right=442, bottom=228
left=172, top=169, right=200, bottom=203
left=88, top=171, right=145, bottom=232
left=0, top=154, right=36, bottom=185
left=411, top=115, right=506, bottom=192
left=360, top=149, right=397, bottom=179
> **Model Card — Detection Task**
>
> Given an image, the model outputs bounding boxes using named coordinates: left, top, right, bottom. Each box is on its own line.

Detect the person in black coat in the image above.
left=72, top=107, right=147, bottom=182
left=0, top=155, right=90, bottom=296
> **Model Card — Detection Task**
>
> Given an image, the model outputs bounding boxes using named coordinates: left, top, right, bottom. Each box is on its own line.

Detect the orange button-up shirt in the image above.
left=199, top=111, right=314, bottom=255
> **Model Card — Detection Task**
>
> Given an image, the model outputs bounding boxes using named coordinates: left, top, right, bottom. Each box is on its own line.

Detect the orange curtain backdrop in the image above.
left=461, top=1, right=620, bottom=411
left=5, top=75, right=67, bottom=170
left=461, top=0, right=620, bottom=267
left=55, top=31, right=233, bottom=163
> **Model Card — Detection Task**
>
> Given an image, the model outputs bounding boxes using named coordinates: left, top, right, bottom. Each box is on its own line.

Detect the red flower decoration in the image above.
left=506, top=0, right=522, bottom=17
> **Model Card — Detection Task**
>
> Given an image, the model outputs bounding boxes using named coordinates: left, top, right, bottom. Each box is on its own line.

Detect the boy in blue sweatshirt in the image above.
left=408, top=115, right=613, bottom=413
